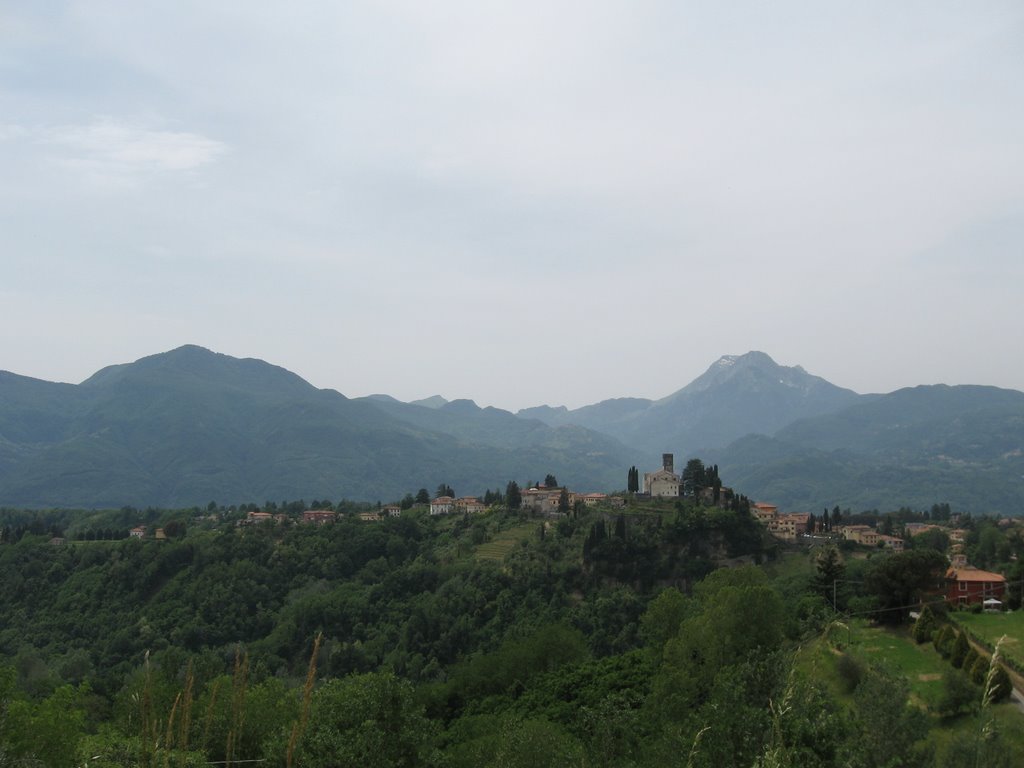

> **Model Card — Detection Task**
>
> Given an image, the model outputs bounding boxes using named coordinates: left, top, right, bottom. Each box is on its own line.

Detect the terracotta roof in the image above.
left=947, top=567, right=1006, bottom=582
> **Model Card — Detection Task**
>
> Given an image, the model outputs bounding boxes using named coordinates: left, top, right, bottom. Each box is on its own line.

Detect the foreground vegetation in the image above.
left=1, top=499, right=1021, bottom=767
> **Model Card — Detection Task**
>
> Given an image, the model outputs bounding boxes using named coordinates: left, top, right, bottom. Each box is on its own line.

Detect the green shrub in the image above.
left=950, top=631, right=969, bottom=669
left=836, top=653, right=865, bottom=693
left=935, top=670, right=979, bottom=718
left=969, top=653, right=989, bottom=686
left=933, top=625, right=954, bottom=658
left=912, top=605, right=938, bottom=644
left=962, top=647, right=980, bottom=676
left=986, top=665, right=1013, bottom=704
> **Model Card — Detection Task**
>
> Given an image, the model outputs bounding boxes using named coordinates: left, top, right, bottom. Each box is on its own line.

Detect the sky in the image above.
left=2, top=2, right=1023, bottom=411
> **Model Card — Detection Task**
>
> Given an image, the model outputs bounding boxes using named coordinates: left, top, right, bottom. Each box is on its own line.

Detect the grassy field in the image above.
left=798, top=619, right=950, bottom=707
left=798, top=617, right=1024, bottom=761
left=951, top=611, right=1024, bottom=668
left=474, top=522, right=538, bottom=563
left=846, top=620, right=949, bottom=707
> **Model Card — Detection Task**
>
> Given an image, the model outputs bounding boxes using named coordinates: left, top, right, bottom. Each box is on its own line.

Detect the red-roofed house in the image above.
left=946, top=566, right=1006, bottom=607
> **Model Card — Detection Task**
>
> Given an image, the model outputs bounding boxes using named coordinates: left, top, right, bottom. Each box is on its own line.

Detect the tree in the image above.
left=913, top=527, right=950, bottom=554
left=934, top=625, right=955, bottom=658
left=626, top=466, right=639, bottom=494
left=544, top=474, right=558, bottom=489
left=681, top=459, right=706, bottom=497
left=962, top=647, right=980, bottom=679
left=969, top=653, right=989, bottom=686
left=639, top=588, right=690, bottom=655
left=814, top=544, right=845, bottom=609
left=557, top=488, right=570, bottom=513
left=987, top=663, right=1013, bottom=704
left=842, top=663, right=929, bottom=768
left=490, top=718, right=584, bottom=768
left=950, top=631, right=969, bottom=668
left=912, top=604, right=938, bottom=644
left=415, top=488, right=430, bottom=505
left=654, top=574, right=784, bottom=719
left=506, top=481, right=522, bottom=510
left=297, top=671, right=435, bottom=768
left=436, top=483, right=454, bottom=498
left=935, top=669, right=978, bottom=718
left=863, top=549, right=947, bottom=624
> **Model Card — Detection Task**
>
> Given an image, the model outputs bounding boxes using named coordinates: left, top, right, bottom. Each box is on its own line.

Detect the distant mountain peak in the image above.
left=670, top=351, right=787, bottom=398
left=715, top=351, right=776, bottom=367
left=410, top=395, right=448, bottom=409
left=78, top=344, right=316, bottom=397
left=366, top=394, right=401, bottom=404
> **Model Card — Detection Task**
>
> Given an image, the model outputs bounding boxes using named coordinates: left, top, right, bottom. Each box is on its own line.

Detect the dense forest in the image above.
left=1, top=497, right=1021, bottom=767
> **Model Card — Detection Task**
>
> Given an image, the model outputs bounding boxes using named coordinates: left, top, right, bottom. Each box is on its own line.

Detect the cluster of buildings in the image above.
left=237, top=509, right=340, bottom=526
left=429, top=489, right=622, bottom=517
left=228, top=488, right=624, bottom=526
left=836, top=524, right=905, bottom=552
left=750, top=503, right=814, bottom=542
left=750, top=499, right=1010, bottom=609
left=429, top=496, right=486, bottom=516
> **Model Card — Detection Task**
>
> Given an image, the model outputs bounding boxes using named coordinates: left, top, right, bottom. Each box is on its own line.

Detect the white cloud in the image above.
left=43, top=117, right=225, bottom=183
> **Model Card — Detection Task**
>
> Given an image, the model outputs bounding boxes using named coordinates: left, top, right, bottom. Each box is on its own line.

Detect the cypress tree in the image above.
left=969, top=653, right=989, bottom=686
left=912, top=604, right=938, bottom=644
left=963, top=647, right=980, bottom=677
left=987, top=665, right=1013, bottom=703
left=951, top=631, right=969, bottom=668
left=934, top=625, right=953, bottom=658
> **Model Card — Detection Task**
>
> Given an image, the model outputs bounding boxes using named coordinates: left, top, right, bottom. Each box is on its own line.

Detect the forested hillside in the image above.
left=713, top=384, right=1024, bottom=513
left=0, top=346, right=630, bottom=507
left=1, top=499, right=1021, bottom=767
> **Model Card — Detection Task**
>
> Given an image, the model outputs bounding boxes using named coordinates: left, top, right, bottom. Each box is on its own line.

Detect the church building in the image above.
left=644, top=454, right=680, bottom=497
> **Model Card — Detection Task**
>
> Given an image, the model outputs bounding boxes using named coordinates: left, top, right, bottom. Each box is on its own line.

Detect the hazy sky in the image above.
left=2, top=2, right=1023, bottom=411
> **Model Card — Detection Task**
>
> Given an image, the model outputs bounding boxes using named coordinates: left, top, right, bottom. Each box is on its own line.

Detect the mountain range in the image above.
left=1, top=346, right=1022, bottom=514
